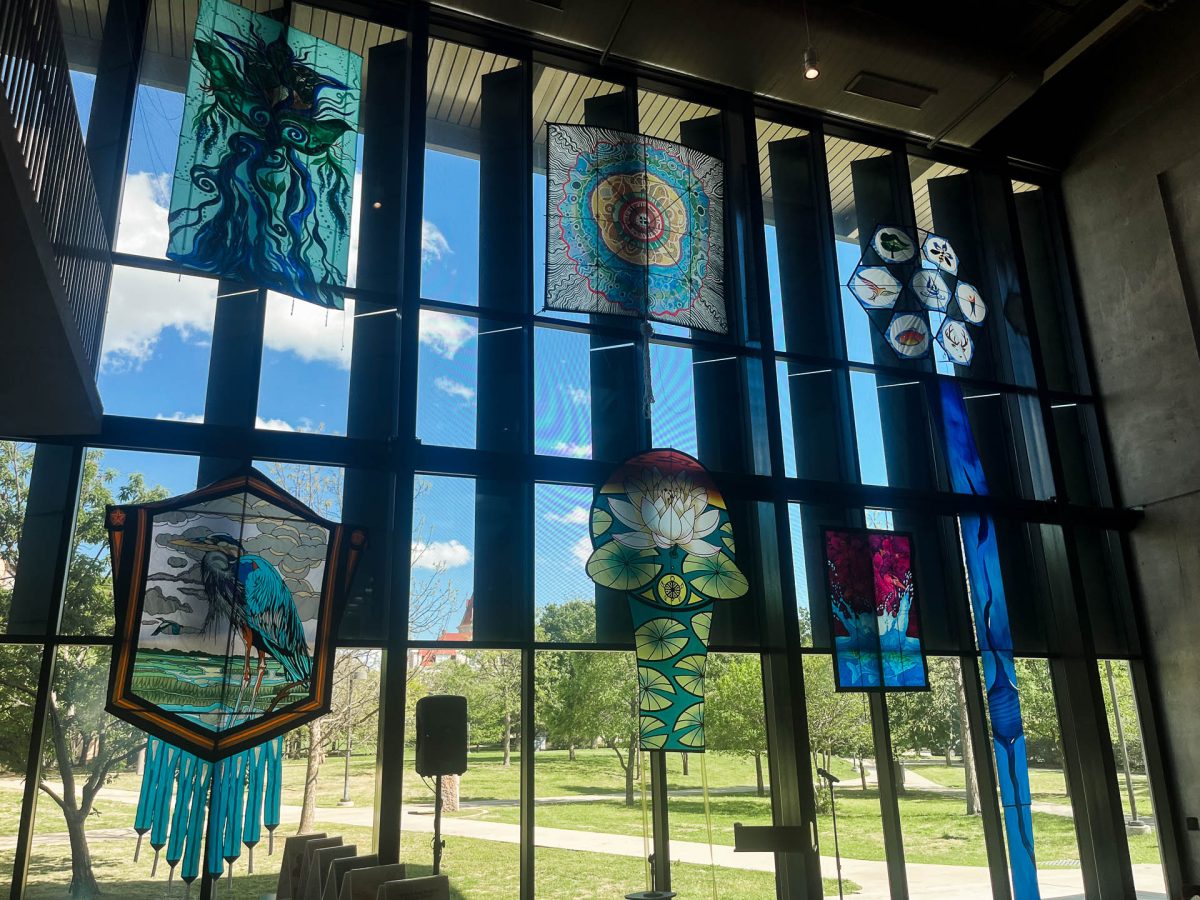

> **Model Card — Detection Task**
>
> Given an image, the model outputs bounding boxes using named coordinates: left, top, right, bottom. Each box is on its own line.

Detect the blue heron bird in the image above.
left=169, top=533, right=311, bottom=720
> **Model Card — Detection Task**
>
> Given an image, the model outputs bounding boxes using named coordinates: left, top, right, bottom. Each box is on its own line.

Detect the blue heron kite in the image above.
left=169, top=533, right=311, bottom=724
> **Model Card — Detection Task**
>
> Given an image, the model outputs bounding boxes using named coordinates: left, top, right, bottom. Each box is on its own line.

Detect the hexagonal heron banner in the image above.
left=106, top=468, right=365, bottom=761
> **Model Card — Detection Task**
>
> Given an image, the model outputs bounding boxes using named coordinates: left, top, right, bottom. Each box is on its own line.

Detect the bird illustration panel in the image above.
left=106, top=469, right=366, bottom=761
left=167, top=0, right=361, bottom=310
left=546, top=124, right=727, bottom=333
left=825, top=528, right=927, bottom=692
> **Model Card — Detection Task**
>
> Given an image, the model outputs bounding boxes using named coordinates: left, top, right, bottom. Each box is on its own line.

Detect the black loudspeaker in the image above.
left=414, top=694, right=468, bottom=776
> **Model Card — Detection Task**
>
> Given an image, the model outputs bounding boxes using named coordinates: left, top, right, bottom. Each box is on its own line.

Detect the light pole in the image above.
left=339, top=668, right=366, bottom=807
left=1104, top=660, right=1149, bottom=833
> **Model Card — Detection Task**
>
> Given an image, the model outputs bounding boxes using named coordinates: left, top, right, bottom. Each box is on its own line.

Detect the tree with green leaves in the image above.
left=0, top=444, right=167, bottom=897
left=536, top=600, right=639, bottom=805
left=704, top=654, right=769, bottom=796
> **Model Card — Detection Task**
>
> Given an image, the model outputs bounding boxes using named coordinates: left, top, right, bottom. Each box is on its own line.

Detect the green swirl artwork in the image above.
left=167, top=0, right=361, bottom=309
left=586, top=449, right=748, bottom=752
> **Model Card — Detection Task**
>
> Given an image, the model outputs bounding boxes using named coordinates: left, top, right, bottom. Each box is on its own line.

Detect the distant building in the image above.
left=407, top=597, right=474, bottom=670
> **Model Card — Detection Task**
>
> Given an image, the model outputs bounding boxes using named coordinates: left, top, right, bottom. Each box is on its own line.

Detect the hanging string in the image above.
left=700, top=754, right=718, bottom=900
left=640, top=320, right=655, bottom=419
left=639, top=749, right=652, bottom=892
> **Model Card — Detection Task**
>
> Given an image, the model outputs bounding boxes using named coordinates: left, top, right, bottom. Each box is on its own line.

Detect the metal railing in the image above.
left=1, top=0, right=111, bottom=374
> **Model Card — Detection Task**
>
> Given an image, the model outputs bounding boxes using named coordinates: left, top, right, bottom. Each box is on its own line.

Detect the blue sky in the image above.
left=66, top=69, right=916, bottom=641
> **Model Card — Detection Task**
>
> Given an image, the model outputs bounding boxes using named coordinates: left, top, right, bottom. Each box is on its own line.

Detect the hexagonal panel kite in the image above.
left=106, top=468, right=366, bottom=761
left=847, top=224, right=988, bottom=365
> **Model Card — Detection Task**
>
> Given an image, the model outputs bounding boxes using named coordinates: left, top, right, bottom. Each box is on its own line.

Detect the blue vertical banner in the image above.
left=937, top=379, right=1040, bottom=899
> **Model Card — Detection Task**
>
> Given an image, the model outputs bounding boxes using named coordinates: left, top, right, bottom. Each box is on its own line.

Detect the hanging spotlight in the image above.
left=803, top=46, right=820, bottom=80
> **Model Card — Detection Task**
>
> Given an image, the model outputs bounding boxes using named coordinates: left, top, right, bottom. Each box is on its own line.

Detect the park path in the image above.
left=900, top=767, right=1077, bottom=818
left=0, top=780, right=1167, bottom=899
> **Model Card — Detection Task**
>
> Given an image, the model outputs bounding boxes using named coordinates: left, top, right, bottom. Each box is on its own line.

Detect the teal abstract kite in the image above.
left=167, top=0, right=361, bottom=309
left=586, top=450, right=747, bottom=751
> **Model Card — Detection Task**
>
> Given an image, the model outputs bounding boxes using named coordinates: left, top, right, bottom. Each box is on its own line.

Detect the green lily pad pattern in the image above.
left=674, top=701, right=705, bottom=748
left=683, top=551, right=749, bottom=600
left=675, top=654, right=706, bottom=696
left=586, top=540, right=660, bottom=591
left=638, top=666, right=676, bottom=711
left=635, top=617, right=690, bottom=662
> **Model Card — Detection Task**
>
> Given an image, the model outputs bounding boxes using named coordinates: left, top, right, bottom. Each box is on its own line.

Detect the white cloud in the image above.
left=545, top=505, right=589, bottom=526
left=155, top=411, right=204, bottom=424
left=566, top=386, right=590, bottom=406
left=411, top=539, right=471, bottom=571
left=434, top=376, right=476, bottom=403
left=571, top=535, right=592, bottom=566
left=115, top=172, right=172, bottom=257
left=422, top=220, right=451, bottom=266
left=419, top=310, right=476, bottom=359
left=263, top=292, right=354, bottom=371
left=254, top=416, right=326, bottom=433
left=552, top=441, right=592, bottom=458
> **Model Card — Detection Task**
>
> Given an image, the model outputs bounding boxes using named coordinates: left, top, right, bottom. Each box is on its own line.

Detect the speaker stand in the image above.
left=433, top=774, right=445, bottom=876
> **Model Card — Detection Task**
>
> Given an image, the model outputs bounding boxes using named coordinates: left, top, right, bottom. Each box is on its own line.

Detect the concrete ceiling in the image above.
left=431, top=0, right=1139, bottom=147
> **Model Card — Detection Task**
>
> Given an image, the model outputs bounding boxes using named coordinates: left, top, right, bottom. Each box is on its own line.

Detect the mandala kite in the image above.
left=586, top=450, right=747, bottom=751
left=546, top=124, right=727, bottom=333
left=847, top=225, right=988, bottom=364
left=167, top=0, right=361, bottom=309
left=824, top=529, right=926, bottom=691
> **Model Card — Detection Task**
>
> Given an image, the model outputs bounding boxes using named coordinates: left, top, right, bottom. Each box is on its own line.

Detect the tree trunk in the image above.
left=682, top=752, right=689, bottom=776
left=945, top=744, right=953, bottom=767
left=65, top=808, right=100, bottom=898
left=298, top=718, right=324, bottom=833
left=568, top=744, right=576, bottom=762
left=859, top=759, right=868, bottom=791
left=625, top=740, right=636, bottom=808
left=956, top=663, right=981, bottom=816
left=502, top=710, right=512, bottom=767
left=754, top=752, right=765, bottom=797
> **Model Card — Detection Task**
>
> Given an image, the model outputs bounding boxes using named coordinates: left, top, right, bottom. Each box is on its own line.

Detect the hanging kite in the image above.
left=847, top=225, right=988, bottom=365
left=106, top=468, right=366, bottom=891
left=167, top=0, right=362, bottom=309
left=546, top=124, right=726, bottom=333
left=936, top=380, right=1039, bottom=898
left=824, top=528, right=926, bottom=691
left=585, top=450, right=747, bottom=752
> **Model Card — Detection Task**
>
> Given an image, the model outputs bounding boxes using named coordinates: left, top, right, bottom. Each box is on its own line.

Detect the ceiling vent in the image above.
left=845, top=72, right=937, bottom=110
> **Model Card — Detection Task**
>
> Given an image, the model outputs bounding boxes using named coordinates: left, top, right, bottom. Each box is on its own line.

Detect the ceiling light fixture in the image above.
left=803, top=47, right=820, bottom=80
left=801, top=1, right=819, bottom=80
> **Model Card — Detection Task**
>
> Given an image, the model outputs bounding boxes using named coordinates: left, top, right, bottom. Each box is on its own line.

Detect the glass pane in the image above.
left=25, top=645, right=380, bottom=897
left=849, top=371, right=936, bottom=490
left=802, top=654, right=884, bottom=899
left=788, top=504, right=813, bottom=648
left=116, top=83, right=184, bottom=258
left=1012, top=181, right=1088, bottom=394
left=535, top=328, right=593, bottom=459
left=0, top=643, right=40, bottom=888
left=956, top=389, right=1053, bottom=501
left=61, top=449, right=199, bottom=637
left=1098, top=660, right=1167, bottom=895
left=887, top=657, right=991, bottom=889
left=1003, top=658, right=1085, bottom=893
left=0, top=442, right=38, bottom=634
left=422, top=40, right=520, bottom=306
left=1051, top=402, right=1110, bottom=506
left=777, top=362, right=846, bottom=481
left=650, top=343, right=698, bottom=457
left=98, top=266, right=217, bottom=420
left=409, top=475, right=475, bottom=642
left=258, top=292, right=354, bottom=435
left=666, top=653, right=777, bottom=892
left=403, top=649, right=521, bottom=894
left=533, top=649, right=650, bottom=898
left=255, top=461, right=344, bottom=522
left=417, top=311, right=480, bottom=449
left=535, top=484, right=596, bottom=641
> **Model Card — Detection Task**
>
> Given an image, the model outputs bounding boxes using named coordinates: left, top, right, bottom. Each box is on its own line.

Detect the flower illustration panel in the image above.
left=825, top=528, right=926, bottom=691
left=167, top=0, right=362, bottom=309
left=545, top=124, right=726, bottom=333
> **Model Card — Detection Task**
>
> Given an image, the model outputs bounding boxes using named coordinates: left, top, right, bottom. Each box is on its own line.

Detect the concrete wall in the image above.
left=993, top=2, right=1200, bottom=886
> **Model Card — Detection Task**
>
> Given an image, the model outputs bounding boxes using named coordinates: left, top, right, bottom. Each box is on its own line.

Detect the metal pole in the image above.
left=433, top=774, right=444, bottom=876
left=340, top=676, right=355, bottom=806
left=819, top=768, right=845, bottom=900
left=1105, top=660, right=1141, bottom=824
